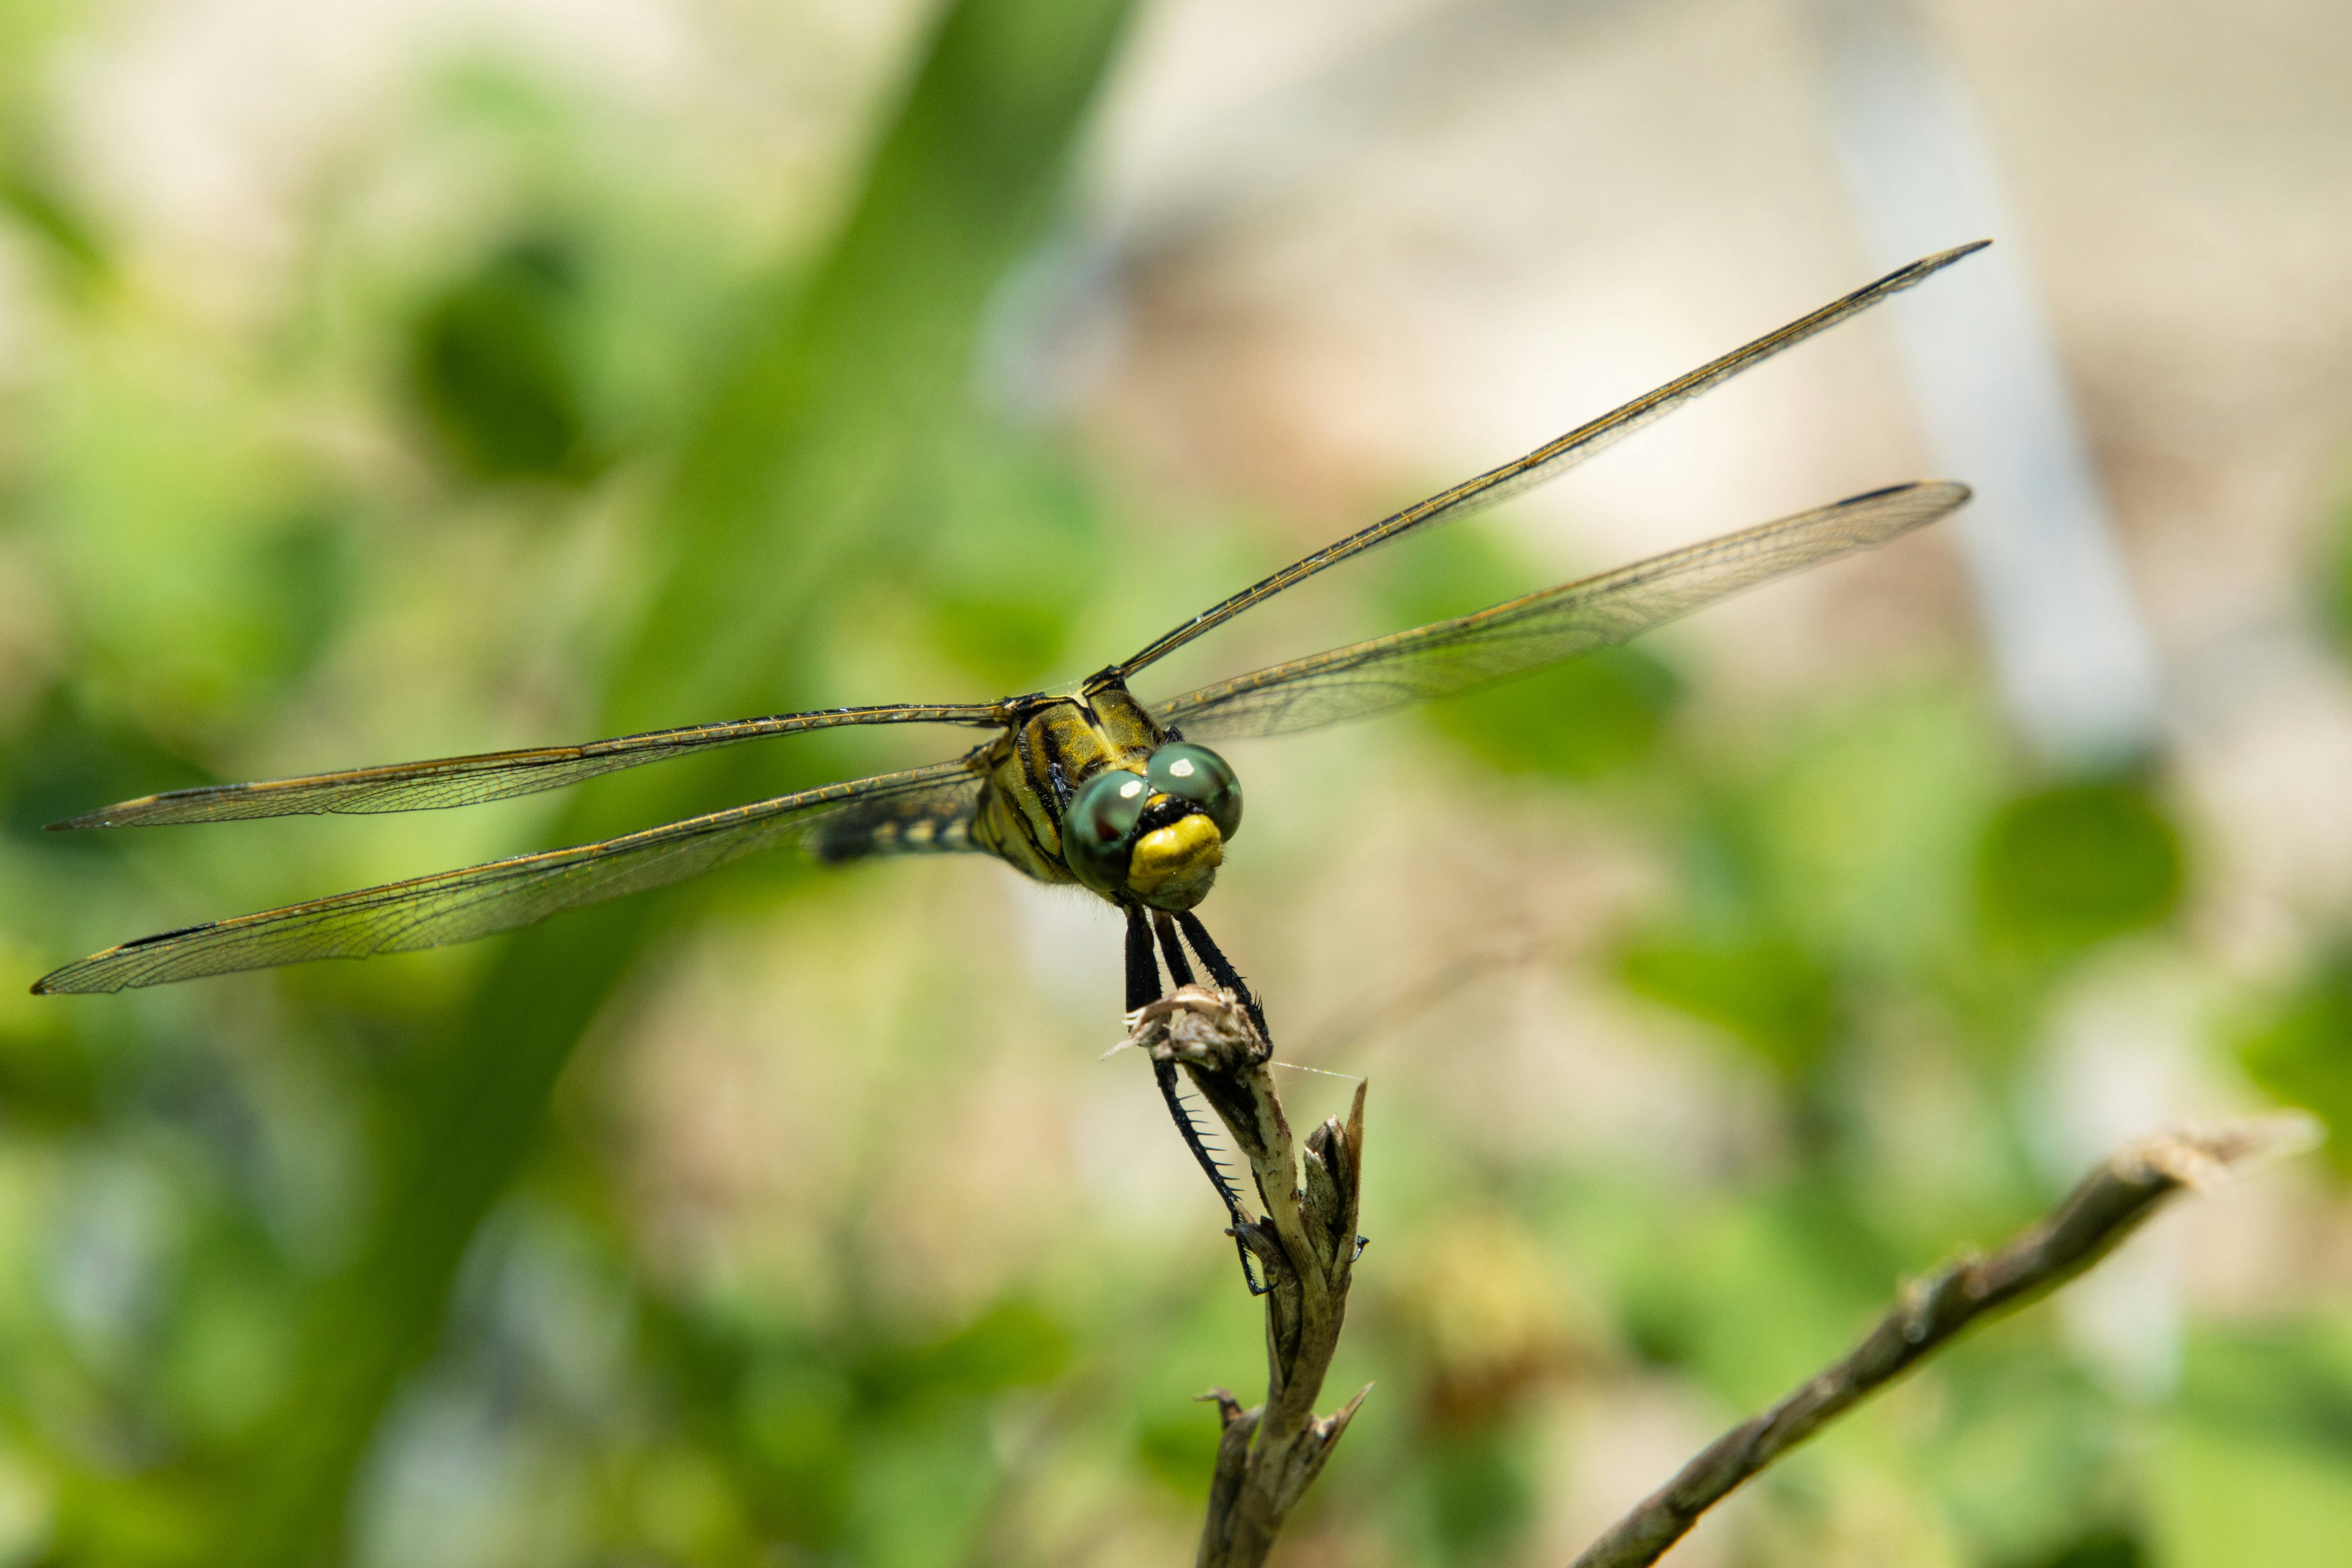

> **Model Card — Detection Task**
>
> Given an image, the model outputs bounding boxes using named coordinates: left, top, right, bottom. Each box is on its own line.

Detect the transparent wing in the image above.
left=810, top=788, right=984, bottom=864
left=1152, top=481, right=1968, bottom=741
left=32, top=759, right=986, bottom=994
left=1107, top=243, right=1988, bottom=682
left=48, top=702, right=1007, bottom=829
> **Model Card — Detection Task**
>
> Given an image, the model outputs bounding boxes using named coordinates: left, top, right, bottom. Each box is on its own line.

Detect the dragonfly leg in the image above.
left=1178, top=913, right=1370, bottom=1276
left=1174, top=912, right=1268, bottom=1042
left=1129, top=907, right=1266, bottom=1295
left=1155, top=1060, right=1266, bottom=1295
left=1151, top=911, right=1196, bottom=987
left=1124, top=903, right=1160, bottom=1013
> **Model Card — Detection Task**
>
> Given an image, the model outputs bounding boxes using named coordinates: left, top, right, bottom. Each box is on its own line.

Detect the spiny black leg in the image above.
left=1131, top=908, right=1264, bottom=1294
left=1175, top=911, right=1268, bottom=1042
left=1171, top=927, right=1369, bottom=1273
left=1125, top=905, right=1160, bottom=1013
left=1152, top=912, right=1197, bottom=988
left=1153, top=1057, right=1265, bottom=1294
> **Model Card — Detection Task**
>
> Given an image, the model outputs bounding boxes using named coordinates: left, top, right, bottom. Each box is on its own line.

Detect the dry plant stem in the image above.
left=1127, top=986, right=1371, bottom=1568
left=1569, top=1115, right=2318, bottom=1568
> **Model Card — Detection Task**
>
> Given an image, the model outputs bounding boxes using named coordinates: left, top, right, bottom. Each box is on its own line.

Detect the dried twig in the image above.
left=1125, top=985, right=1371, bottom=1568
left=1569, top=1114, right=2320, bottom=1568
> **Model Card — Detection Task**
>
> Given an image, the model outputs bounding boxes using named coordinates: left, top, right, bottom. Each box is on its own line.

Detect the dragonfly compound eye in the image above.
left=1146, top=742, right=1242, bottom=842
left=1064, top=767, right=1149, bottom=894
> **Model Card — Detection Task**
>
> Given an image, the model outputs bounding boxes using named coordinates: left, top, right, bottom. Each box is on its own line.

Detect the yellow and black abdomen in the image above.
left=812, top=787, right=983, bottom=864
left=814, top=804, right=978, bottom=862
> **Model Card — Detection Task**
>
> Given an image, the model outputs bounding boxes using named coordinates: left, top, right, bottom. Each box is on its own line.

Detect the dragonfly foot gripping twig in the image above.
left=1124, top=984, right=1370, bottom=1568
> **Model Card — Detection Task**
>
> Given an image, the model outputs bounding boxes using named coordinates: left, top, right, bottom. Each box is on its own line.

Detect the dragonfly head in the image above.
left=1063, top=742, right=1242, bottom=911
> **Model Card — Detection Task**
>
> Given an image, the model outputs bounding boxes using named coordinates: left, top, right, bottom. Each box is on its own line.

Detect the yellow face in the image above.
left=1058, top=742, right=1243, bottom=911
left=1125, top=809, right=1224, bottom=910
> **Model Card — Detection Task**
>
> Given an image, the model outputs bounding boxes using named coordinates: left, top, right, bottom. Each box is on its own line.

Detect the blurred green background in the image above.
left=3, top=0, right=2351, bottom=1564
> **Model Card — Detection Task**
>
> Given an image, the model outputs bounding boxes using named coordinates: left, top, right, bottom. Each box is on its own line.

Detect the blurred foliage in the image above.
left=901, top=415, right=1112, bottom=693
left=2313, top=476, right=2352, bottom=657
left=0, top=1, right=2347, bottom=1566
left=0, top=167, right=105, bottom=287
left=2237, top=951, right=2352, bottom=1174
left=407, top=237, right=599, bottom=485
left=1977, top=778, right=2183, bottom=954
left=1620, top=929, right=1838, bottom=1076
left=2153, top=1322, right=2352, bottom=1564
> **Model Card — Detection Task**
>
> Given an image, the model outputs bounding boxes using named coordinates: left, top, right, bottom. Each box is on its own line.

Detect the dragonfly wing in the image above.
left=32, top=759, right=985, bottom=994
left=1108, top=243, right=1988, bottom=681
left=1153, top=481, right=1969, bottom=741
left=49, top=702, right=1007, bottom=828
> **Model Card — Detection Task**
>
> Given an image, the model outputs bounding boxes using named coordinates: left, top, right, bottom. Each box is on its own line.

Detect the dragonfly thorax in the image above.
left=968, top=686, right=1243, bottom=912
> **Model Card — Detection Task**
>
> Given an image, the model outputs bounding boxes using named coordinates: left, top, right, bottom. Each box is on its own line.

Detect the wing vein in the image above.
left=1153, top=481, right=1970, bottom=741
left=32, top=758, right=985, bottom=993
left=1107, top=243, right=1986, bottom=680
left=50, top=702, right=1006, bottom=828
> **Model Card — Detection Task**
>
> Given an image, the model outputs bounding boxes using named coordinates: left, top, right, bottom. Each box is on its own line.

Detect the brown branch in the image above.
left=1125, top=985, right=1371, bottom=1568
left=1568, top=1114, right=2321, bottom=1568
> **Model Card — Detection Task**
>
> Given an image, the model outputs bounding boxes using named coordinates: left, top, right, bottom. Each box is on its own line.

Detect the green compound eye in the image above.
left=1064, top=767, right=1149, bottom=893
left=1148, top=742, right=1242, bottom=842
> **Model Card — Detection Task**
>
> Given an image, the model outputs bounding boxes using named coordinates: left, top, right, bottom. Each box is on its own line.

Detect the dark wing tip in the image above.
left=28, top=925, right=202, bottom=993
left=1837, top=477, right=1972, bottom=507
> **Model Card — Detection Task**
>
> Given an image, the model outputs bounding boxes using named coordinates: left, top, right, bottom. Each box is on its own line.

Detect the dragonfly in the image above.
left=34, top=243, right=1982, bottom=1259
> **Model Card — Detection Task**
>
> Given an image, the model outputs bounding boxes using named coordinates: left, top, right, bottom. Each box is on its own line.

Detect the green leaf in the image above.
left=1620, top=929, right=1838, bottom=1074
left=911, top=422, right=1109, bottom=690
left=2150, top=1323, right=2352, bottom=1566
left=0, top=164, right=107, bottom=283
left=2153, top=1414, right=2352, bottom=1564
left=858, top=1298, right=1069, bottom=1411
left=2237, top=952, right=2352, bottom=1174
left=407, top=237, right=595, bottom=484
left=2015, top=1530, right=2143, bottom=1568
left=1975, top=780, right=2183, bottom=951
left=1408, top=1426, right=1537, bottom=1566
left=1134, top=1408, right=1224, bottom=1501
